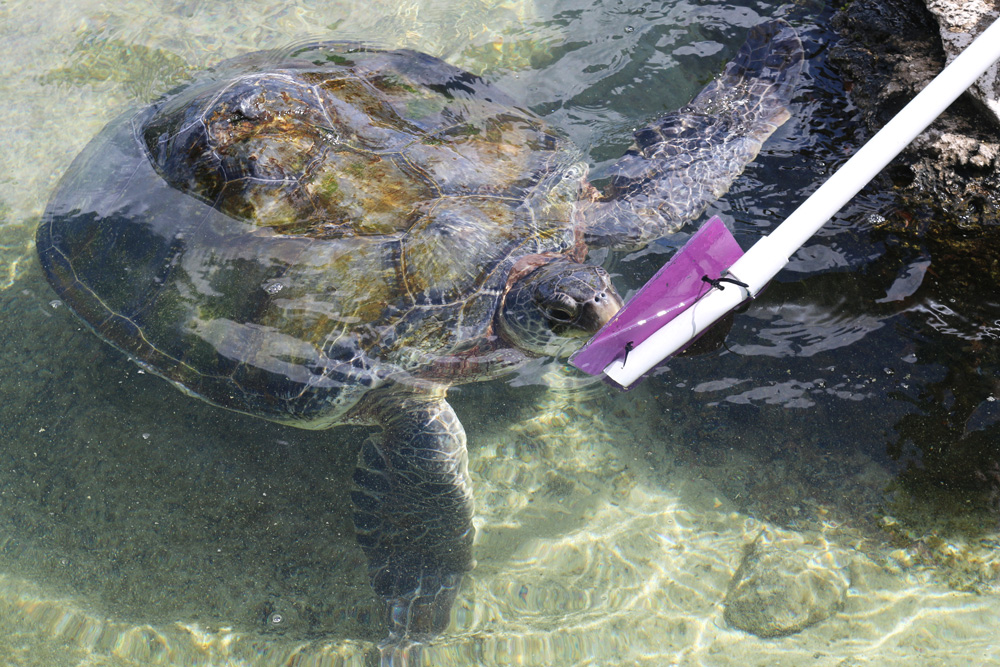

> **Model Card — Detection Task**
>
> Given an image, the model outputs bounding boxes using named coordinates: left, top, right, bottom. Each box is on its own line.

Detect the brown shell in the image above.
left=38, top=44, right=584, bottom=426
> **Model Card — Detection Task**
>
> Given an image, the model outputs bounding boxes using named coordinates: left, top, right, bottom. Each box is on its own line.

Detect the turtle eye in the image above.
left=542, top=294, right=579, bottom=324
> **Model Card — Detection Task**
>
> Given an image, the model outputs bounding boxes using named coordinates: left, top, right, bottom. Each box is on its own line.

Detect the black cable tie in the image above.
left=623, top=341, right=634, bottom=366
left=702, top=275, right=750, bottom=291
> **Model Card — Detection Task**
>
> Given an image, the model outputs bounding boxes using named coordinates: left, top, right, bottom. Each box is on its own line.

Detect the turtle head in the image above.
left=499, top=257, right=623, bottom=357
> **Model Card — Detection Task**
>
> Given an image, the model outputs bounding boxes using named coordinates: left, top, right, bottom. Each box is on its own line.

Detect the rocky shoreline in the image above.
left=830, top=0, right=1000, bottom=225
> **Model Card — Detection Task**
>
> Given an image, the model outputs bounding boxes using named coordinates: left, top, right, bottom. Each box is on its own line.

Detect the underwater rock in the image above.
left=723, top=530, right=850, bottom=638
left=830, top=0, right=1000, bottom=224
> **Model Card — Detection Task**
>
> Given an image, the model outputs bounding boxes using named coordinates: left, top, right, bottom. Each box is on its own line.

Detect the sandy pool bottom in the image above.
left=1, top=276, right=999, bottom=666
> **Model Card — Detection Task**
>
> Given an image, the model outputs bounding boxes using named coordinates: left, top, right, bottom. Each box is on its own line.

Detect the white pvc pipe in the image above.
left=605, top=16, right=1000, bottom=388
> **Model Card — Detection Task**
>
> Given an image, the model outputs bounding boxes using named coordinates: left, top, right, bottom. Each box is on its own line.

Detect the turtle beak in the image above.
left=579, top=289, right=623, bottom=334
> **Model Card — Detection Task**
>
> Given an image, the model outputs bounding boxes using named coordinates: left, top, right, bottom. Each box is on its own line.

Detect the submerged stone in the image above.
left=724, top=530, right=850, bottom=638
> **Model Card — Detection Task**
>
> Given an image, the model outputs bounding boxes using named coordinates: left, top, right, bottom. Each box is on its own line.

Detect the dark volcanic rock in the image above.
left=925, top=0, right=1000, bottom=124
left=830, top=0, right=1000, bottom=225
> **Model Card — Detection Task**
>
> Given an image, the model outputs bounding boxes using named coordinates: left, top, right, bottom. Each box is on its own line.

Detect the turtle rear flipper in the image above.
left=350, top=386, right=475, bottom=644
left=583, top=20, right=804, bottom=248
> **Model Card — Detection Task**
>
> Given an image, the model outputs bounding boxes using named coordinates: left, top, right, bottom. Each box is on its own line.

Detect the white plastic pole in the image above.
left=605, top=16, right=1000, bottom=388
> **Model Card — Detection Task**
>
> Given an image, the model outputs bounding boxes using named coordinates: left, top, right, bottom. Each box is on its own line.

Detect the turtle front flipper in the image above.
left=582, top=20, right=804, bottom=249
left=350, top=385, right=475, bottom=646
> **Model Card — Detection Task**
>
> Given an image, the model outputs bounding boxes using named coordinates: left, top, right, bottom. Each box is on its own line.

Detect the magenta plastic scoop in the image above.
left=569, top=216, right=742, bottom=376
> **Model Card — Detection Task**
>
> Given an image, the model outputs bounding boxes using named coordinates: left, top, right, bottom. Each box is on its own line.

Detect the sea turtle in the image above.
left=37, top=21, right=802, bottom=646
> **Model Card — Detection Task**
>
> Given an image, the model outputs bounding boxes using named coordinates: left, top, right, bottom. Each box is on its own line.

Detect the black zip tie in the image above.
left=622, top=341, right=634, bottom=366
left=702, top=275, right=750, bottom=291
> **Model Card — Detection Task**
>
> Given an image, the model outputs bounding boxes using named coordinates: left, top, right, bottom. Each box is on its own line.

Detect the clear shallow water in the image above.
left=3, top=0, right=1000, bottom=665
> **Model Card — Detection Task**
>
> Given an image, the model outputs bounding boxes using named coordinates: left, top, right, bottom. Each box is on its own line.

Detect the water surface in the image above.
left=2, top=0, right=1000, bottom=664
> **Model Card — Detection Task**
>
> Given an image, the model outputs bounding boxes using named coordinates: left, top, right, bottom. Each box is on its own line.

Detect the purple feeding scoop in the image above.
left=569, top=216, right=744, bottom=376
